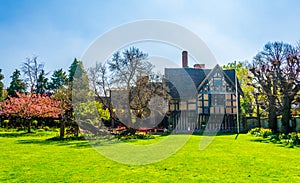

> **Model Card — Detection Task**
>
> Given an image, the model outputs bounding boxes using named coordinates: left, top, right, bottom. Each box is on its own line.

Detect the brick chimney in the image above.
left=194, top=64, right=205, bottom=69
left=182, top=51, right=188, bottom=67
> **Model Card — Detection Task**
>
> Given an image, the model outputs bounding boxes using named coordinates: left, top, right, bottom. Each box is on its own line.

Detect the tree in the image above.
left=0, top=92, right=63, bottom=133
left=68, top=58, right=90, bottom=136
left=7, top=69, right=27, bottom=98
left=68, top=58, right=82, bottom=83
left=35, top=69, right=49, bottom=95
left=89, top=62, right=117, bottom=127
left=223, top=61, right=255, bottom=117
left=89, top=47, right=168, bottom=129
left=49, top=69, right=68, bottom=91
left=249, top=42, right=300, bottom=133
left=108, top=47, right=151, bottom=89
left=108, top=47, right=152, bottom=126
left=69, top=59, right=90, bottom=102
left=51, top=87, right=72, bottom=138
left=21, top=56, right=46, bottom=93
left=0, top=69, right=4, bottom=101
left=75, top=100, right=110, bottom=124
left=279, top=43, right=300, bottom=132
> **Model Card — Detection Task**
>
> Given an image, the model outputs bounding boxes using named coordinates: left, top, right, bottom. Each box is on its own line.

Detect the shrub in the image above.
left=31, top=120, right=38, bottom=126
left=17, top=127, right=25, bottom=131
left=280, top=132, right=300, bottom=147
left=260, top=128, right=272, bottom=138
left=37, top=129, right=45, bottom=132
left=269, top=134, right=280, bottom=143
left=117, top=133, right=155, bottom=140
left=249, top=127, right=300, bottom=147
left=248, top=128, right=272, bottom=138
left=44, top=126, right=50, bottom=131
left=289, top=132, right=300, bottom=146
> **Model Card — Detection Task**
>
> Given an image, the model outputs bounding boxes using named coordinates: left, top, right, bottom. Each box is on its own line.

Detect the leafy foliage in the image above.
left=249, top=127, right=300, bottom=147
left=118, top=133, right=155, bottom=140
left=89, top=47, right=168, bottom=129
left=49, top=69, right=68, bottom=91
left=248, top=127, right=273, bottom=138
left=68, top=58, right=83, bottom=83
left=0, top=92, right=63, bottom=132
left=0, top=69, right=4, bottom=101
left=35, top=69, right=49, bottom=94
left=51, top=87, right=72, bottom=138
left=0, top=92, right=63, bottom=119
left=223, top=61, right=255, bottom=116
left=7, top=69, right=27, bottom=98
left=74, top=100, right=110, bottom=124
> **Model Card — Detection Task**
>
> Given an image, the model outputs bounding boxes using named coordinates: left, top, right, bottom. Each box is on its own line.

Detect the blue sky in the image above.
left=1, top=0, right=300, bottom=87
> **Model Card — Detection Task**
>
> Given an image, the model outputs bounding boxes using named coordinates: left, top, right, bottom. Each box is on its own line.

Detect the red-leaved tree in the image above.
left=0, top=92, right=63, bottom=133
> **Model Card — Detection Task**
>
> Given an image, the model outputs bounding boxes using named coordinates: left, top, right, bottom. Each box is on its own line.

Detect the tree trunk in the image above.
left=74, top=123, right=79, bottom=137
left=27, top=120, right=31, bottom=133
left=281, top=96, right=292, bottom=134
left=60, top=120, right=65, bottom=138
left=268, top=97, right=277, bottom=133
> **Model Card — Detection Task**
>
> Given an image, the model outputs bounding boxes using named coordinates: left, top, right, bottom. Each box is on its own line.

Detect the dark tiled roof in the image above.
left=165, top=66, right=243, bottom=98
left=168, top=68, right=211, bottom=87
left=223, top=69, right=243, bottom=95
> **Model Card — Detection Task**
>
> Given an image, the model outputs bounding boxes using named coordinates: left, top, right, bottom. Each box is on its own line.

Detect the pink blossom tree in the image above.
left=0, top=92, right=63, bottom=133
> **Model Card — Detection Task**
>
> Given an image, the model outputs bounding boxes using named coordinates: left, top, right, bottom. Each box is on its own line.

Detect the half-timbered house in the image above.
left=165, top=51, right=243, bottom=132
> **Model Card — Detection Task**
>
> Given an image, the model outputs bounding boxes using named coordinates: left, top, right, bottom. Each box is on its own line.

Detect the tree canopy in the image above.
left=0, top=92, right=63, bottom=132
left=49, top=69, right=68, bottom=91
left=7, top=69, right=27, bottom=98
left=0, top=69, right=4, bottom=101
left=249, top=41, right=300, bottom=133
left=35, top=69, right=49, bottom=95
left=21, top=56, right=45, bottom=93
left=222, top=61, right=255, bottom=117
left=89, top=47, right=168, bottom=129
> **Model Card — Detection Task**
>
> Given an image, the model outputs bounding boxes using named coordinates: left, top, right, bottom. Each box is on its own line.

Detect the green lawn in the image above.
left=1, top=131, right=300, bottom=182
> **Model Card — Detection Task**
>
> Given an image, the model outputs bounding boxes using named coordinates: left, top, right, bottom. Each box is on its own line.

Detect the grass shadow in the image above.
left=16, top=138, right=92, bottom=149
left=249, top=138, right=269, bottom=143
left=1, top=131, right=93, bottom=148
left=192, top=132, right=242, bottom=136
left=0, top=132, right=51, bottom=138
left=248, top=136, right=300, bottom=149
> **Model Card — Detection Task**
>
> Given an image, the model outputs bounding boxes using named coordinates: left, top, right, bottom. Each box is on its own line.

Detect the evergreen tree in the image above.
left=7, top=69, right=27, bottom=98
left=35, top=69, right=49, bottom=95
left=0, top=69, right=4, bottom=101
left=49, top=69, right=67, bottom=91
left=68, top=58, right=90, bottom=136
left=68, top=58, right=81, bottom=83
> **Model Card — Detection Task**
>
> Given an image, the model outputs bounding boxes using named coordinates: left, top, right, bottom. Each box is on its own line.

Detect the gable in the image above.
left=198, top=65, right=243, bottom=95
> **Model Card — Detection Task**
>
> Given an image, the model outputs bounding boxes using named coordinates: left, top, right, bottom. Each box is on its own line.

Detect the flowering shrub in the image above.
left=278, top=132, right=300, bottom=147
left=248, top=128, right=273, bottom=138
left=249, top=128, right=300, bottom=147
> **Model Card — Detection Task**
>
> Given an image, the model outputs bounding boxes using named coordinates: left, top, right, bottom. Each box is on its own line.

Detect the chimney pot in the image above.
left=193, top=64, right=205, bottom=69
left=194, top=64, right=201, bottom=68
